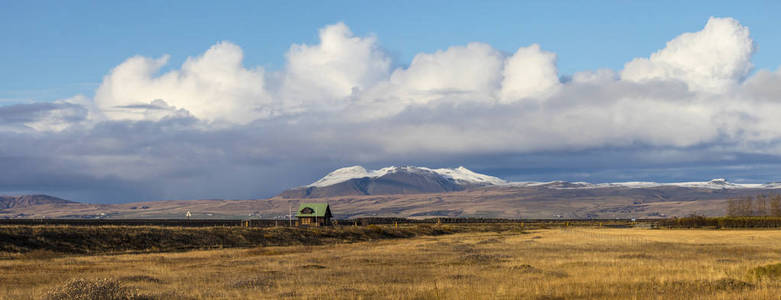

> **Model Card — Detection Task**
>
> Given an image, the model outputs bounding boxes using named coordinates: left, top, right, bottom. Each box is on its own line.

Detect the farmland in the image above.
left=2, top=224, right=781, bottom=299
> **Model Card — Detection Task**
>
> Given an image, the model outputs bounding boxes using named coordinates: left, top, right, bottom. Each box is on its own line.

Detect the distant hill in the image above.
left=0, top=194, right=75, bottom=209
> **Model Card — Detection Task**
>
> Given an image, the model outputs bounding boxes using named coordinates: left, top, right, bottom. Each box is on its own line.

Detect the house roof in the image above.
left=295, top=203, right=331, bottom=217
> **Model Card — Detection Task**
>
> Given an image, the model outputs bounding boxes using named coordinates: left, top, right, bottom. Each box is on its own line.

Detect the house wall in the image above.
left=297, top=217, right=331, bottom=226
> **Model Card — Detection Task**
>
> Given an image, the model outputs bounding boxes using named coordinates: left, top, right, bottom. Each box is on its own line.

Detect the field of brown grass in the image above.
left=2, top=226, right=781, bottom=299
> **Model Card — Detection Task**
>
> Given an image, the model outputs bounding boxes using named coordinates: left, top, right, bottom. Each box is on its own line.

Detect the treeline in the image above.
left=658, top=215, right=781, bottom=228
left=658, top=194, right=781, bottom=228
left=726, top=194, right=781, bottom=217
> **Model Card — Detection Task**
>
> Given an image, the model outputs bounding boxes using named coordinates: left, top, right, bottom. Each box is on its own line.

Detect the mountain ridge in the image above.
left=0, top=194, right=75, bottom=209
left=306, top=165, right=506, bottom=187
left=279, top=166, right=505, bottom=198
left=279, top=165, right=781, bottom=198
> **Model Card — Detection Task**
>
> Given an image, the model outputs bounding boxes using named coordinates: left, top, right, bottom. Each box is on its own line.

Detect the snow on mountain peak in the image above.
left=507, top=178, right=778, bottom=190
left=307, top=166, right=371, bottom=188
left=307, top=165, right=506, bottom=188
left=709, top=178, right=728, bottom=185
left=431, top=166, right=507, bottom=185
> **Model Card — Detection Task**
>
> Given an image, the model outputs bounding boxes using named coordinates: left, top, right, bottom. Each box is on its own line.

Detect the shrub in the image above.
left=46, top=278, right=150, bottom=300
left=118, top=275, right=164, bottom=284
left=230, top=277, right=274, bottom=289
left=749, top=263, right=781, bottom=281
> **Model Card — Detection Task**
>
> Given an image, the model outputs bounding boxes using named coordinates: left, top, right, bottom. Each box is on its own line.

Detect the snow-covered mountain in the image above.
left=278, top=166, right=505, bottom=198
left=308, top=166, right=506, bottom=187
left=278, top=165, right=781, bottom=199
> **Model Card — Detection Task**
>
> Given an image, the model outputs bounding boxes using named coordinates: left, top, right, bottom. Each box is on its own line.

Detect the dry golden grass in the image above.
left=2, top=227, right=781, bottom=299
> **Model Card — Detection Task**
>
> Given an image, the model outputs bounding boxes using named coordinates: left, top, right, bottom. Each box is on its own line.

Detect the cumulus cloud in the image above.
left=621, top=17, right=754, bottom=93
left=742, top=68, right=781, bottom=102
left=386, top=42, right=503, bottom=102
left=4, top=18, right=781, bottom=203
left=346, top=42, right=505, bottom=119
left=499, top=44, right=560, bottom=102
left=94, top=41, right=270, bottom=124
left=280, top=22, right=391, bottom=112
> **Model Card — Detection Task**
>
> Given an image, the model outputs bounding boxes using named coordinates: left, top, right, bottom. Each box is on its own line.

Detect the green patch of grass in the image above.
left=749, top=262, right=781, bottom=281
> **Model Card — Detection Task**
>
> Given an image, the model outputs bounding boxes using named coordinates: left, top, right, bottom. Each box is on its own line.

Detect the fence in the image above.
left=0, top=217, right=654, bottom=227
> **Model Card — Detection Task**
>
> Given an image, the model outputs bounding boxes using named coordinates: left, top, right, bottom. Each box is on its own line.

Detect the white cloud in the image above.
left=280, top=22, right=391, bottom=112
left=499, top=44, right=560, bottom=103
left=345, top=42, right=504, bottom=120
left=621, top=17, right=754, bottom=93
left=21, top=19, right=771, bottom=148
left=387, top=42, right=503, bottom=103
left=352, top=43, right=559, bottom=120
left=94, top=41, right=270, bottom=124
left=742, top=68, right=781, bottom=102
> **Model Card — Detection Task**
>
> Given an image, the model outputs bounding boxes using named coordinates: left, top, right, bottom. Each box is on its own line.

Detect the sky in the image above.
left=1, top=1, right=781, bottom=203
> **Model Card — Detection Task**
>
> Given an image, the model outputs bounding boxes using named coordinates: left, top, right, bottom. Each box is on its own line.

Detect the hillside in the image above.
left=278, top=166, right=505, bottom=198
left=3, top=184, right=779, bottom=219
left=0, top=194, right=75, bottom=209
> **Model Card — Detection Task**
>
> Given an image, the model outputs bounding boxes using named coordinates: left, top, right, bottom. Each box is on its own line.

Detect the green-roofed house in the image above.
left=295, top=203, right=332, bottom=226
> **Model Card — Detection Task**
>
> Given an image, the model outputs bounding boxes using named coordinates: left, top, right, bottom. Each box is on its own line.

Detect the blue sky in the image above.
left=2, top=1, right=779, bottom=103
left=2, top=1, right=781, bottom=203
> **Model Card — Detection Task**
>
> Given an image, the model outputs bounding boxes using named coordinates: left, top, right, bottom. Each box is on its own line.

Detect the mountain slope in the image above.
left=279, top=166, right=505, bottom=198
left=0, top=194, right=75, bottom=209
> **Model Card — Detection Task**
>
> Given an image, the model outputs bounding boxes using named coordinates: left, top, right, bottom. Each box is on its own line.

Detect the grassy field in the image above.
left=2, top=226, right=781, bottom=299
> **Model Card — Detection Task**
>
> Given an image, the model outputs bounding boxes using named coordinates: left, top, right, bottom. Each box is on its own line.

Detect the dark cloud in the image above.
left=0, top=102, right=86, bottom=124
left=2, top=102, right=780, bottom=204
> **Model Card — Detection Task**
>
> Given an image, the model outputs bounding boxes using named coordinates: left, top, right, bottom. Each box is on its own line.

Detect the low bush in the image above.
left=46, top=278, right=150, bottom=300
left=749, top=263, right=781, bottom=281
left=118, top=275, right=164, bottom=284
left=230, top=277, right=275, bottom=289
